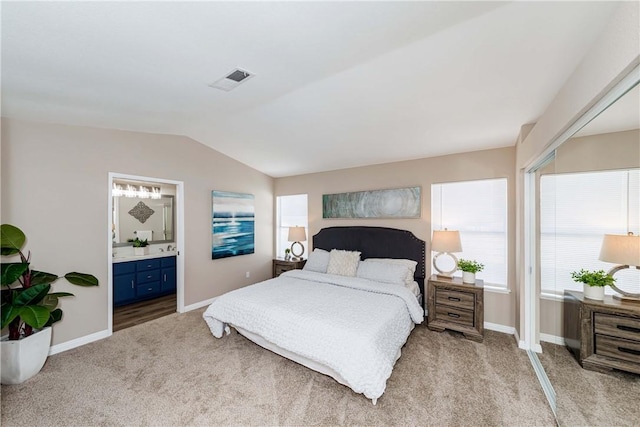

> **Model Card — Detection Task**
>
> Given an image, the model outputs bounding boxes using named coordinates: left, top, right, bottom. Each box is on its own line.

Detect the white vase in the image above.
left=462, top=271, right=476, bottom=284
left=583, top=284, right=604, bottom=300
left=1, top=327, right=52, bottom=385
left=134, top=247, right=148, bottom=256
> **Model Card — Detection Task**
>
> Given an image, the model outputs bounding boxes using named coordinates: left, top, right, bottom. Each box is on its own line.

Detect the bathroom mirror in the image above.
left=112, top=185, right=175, bottom=247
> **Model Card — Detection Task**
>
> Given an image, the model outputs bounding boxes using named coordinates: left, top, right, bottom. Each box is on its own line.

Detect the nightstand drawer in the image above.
left=434, top=305, right=474, bottom=327
left=275, top=265, right=292, bottom=277
left=594, top=313, right=640, bottom=341
left=435, top=289, right=475, bottom=311
left=595, top=334, right=640, bottom=364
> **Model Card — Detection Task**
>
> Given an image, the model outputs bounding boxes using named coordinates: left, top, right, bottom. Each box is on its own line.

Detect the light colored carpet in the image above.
left=539, top=342, right=639, bottom=426
left=2, top=310, right=555, bottom=426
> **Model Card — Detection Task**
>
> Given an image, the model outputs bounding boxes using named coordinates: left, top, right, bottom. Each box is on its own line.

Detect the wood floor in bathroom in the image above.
left=113, top=294, right=177, bottom=332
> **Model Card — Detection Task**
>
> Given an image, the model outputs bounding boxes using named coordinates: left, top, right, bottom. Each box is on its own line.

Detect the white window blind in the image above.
left=276, top=194, right=308, bottom=258
left=540, top=169, right=640, bottom=295
left=431, top=178, right=508, bottom=287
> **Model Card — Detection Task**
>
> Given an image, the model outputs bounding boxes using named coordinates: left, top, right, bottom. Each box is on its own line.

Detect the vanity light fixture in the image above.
left=431, top=229, right=463, bottom=279
left=599, top=232, right=640, bottom=301
left=112, top=183, right=162, bottom=199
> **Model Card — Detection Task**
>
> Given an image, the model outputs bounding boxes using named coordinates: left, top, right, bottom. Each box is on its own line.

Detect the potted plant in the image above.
left=132, top=237, right=149, bottom=256
left=458, top=259, right=484, bottom=284
left=284, top=248, right=291, bottom=261
left=1, top=224, right=98, bottom=384
left=571, top=269, right=614, bottom=300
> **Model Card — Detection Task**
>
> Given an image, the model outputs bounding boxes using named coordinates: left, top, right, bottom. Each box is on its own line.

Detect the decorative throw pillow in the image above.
left=326, top=249, right=361, bottom=277
left=356, top=261, right=407, bottom=285
left=365, top=258, right=418, bottom=283
left=302, top=248, right=331, bottom=273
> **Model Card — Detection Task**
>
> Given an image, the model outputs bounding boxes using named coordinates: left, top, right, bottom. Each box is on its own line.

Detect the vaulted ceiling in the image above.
left=1, top=1, right=620, bottom=177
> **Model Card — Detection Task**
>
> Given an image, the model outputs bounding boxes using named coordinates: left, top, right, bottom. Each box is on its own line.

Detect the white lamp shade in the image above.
left=288, top=226, right=307, bottom=242
left=431, top=230, right=462, bottom=253
left=599, top=234, right=640, bottom=267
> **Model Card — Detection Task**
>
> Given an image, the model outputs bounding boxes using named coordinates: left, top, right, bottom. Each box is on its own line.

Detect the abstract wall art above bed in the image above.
left=322, top=187, right=421, bottom=219
left=212, top=191, right=255, bottom=259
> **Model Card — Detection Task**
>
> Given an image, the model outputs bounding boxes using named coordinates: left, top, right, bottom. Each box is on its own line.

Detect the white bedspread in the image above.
left=202, top=269, right=423, bottom=401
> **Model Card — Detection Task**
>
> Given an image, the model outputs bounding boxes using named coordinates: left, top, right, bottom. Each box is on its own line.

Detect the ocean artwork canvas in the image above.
left=212, top=191, right=255, bottom=259
left=323, top=186, right=421, bottom=219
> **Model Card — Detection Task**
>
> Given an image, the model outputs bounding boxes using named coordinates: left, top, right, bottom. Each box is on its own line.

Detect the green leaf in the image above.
left=0, top=303, right=22, bottom=330
left=13, top=284, right=51, bottom=306
left=0, top=224, right=26, bottom=256
left=30, top=270, right=60, bottom=286
left=19, top=305, right=51, bottom=329
left=45, top=308, right=63, bottom=327
left=1, top=262, right=29, bottom=286
left=40, top=292, right=73, bottom=311
left=64, top=272, right=99, bottom=287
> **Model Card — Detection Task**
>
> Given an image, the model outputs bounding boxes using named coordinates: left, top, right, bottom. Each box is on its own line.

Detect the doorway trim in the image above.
left=108, top=172, right=186, bottom=335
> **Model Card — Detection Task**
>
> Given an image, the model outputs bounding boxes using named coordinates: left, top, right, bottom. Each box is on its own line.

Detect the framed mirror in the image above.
left=112, top=180, right=175, bottom=247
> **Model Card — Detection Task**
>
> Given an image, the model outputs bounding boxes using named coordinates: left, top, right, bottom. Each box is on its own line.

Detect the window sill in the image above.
left=484, top=284, right=510, bottom=294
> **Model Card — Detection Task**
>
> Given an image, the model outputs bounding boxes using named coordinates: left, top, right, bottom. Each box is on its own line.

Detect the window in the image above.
left=540, top=169, right=639, bottom=295
left=276, top=194, right=308, bottom=258
left=431, top=179, right=508, bottom=287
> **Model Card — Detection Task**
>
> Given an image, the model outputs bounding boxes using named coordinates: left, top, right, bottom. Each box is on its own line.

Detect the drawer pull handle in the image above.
left=147, top=275, right=152, bottom=279
left=448, top=297, right=461, bottom=302
left=618, top=347, right=640, bottom=356
left=448, top=313, right=460, bottom=318
left=131, top=280, right=134, bottom=289
left=617, top=325, right=640, bottom=334
left=148, top=288, right=153, bottom=291
left=164, top=274, right=167, bottom=281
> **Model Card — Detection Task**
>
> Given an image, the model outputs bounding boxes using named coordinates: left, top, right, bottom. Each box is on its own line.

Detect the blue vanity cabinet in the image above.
left=113, top=256, right=177, bottom=306
left=113, top=262, right=136, bottom=306
left=161, top=256, right=177, bottom=293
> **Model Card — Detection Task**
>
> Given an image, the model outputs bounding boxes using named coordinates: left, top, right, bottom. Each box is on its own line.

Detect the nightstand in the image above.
left=427, top=275, right=484, bottom=342
left=564, top=290, right=640, bottom=375
left=272, top=258, right=306, bottom=278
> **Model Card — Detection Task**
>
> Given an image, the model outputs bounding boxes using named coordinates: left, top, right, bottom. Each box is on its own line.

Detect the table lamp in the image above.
left=431, top=229, right=462, bottom=279
left=288, top=226, right=307, bottom=260
left=599, top=232, right=640, bottom=301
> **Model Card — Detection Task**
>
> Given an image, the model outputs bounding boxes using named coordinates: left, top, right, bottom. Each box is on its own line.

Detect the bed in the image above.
left=203, top=226, right=426, bottom=403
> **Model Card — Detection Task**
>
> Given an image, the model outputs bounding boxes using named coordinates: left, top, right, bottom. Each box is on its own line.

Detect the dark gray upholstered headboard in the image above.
left=312, top=226, right=426, bottom=296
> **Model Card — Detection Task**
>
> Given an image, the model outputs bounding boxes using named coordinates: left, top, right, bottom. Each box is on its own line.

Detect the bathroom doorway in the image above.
left=108, top=173, right=185, bottom=333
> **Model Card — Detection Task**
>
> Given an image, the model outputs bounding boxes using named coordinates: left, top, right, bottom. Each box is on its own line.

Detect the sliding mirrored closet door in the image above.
left=528, top=67, right=639, bottom=425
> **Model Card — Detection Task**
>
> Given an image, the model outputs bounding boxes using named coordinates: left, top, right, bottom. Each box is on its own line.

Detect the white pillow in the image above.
left=365, top=258, right=418, bottom=283
left=356, top=261, right=408, bottom=285
left=326, top=250, right=361, bottom=277
left=302, top=248, right=330, bottom=273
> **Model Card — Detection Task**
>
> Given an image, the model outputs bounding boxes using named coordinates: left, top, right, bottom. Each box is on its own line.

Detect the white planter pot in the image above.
left=1, top=327, right=52, bottom=385
left=462, top=271, right=476, bottom=284
left=583, top=284, right=604, bottom=300
left=134, top=247, right=149, bottom=256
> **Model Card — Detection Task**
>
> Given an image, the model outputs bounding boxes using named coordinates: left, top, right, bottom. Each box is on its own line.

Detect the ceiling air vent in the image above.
left=209, top=68, right=255, bottom=92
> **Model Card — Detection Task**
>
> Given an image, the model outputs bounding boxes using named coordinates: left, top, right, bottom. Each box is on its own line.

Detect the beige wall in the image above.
left=1, top=118, right=274, bottom=346
left=515, top=1, right=640, bottom=340
left=538, top=129, right=640, bottom=338
left=275, top=147, right=517, bottom=328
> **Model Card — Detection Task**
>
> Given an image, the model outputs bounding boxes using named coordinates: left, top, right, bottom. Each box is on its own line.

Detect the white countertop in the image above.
left=112, top=251, right=177, bottom=263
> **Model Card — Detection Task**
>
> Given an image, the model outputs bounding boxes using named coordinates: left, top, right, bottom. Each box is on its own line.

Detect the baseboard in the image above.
left=540, top=333, right=565, bottom=346
left=183, top=297, right=217, bottom=312
left=49, top=329, right=111, bottom=356
left=484, top=321, right=515, bottom=335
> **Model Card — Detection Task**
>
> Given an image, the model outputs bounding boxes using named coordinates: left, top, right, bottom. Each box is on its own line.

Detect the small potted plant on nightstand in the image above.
left=458, top=259, right=484, bottom=284
left=132, top=238, right=149, bottom=256
left=284, top=248, right=291, bottom=261
left=571, top=269, right=614, bottom=300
